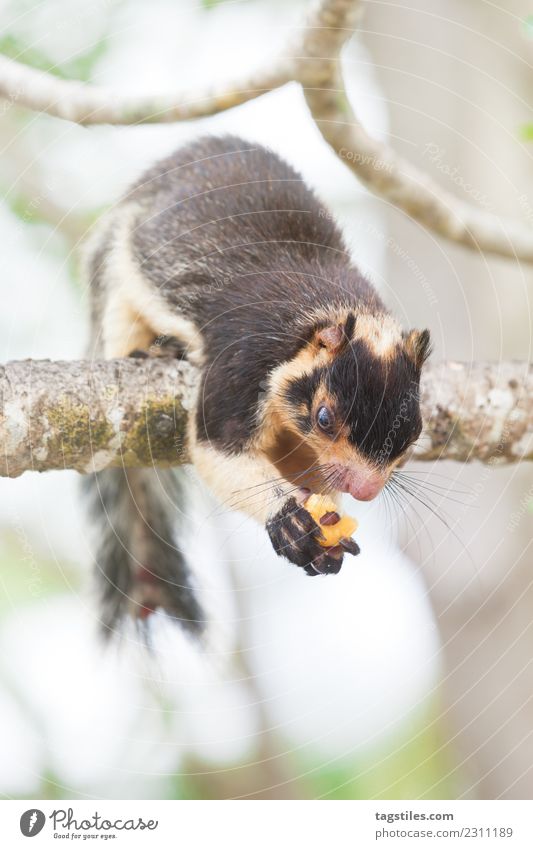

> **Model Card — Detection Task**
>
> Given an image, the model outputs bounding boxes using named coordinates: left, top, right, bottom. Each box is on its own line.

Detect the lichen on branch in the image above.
left=0, top=358, right=199, bottom=477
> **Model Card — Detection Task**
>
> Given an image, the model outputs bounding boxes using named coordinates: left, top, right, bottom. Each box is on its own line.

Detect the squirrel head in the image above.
left=261, top=310, right=431, bottom=500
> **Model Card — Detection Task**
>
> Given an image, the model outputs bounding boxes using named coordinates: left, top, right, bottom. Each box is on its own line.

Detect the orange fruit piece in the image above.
left=305, top=494, right=359, bottom=548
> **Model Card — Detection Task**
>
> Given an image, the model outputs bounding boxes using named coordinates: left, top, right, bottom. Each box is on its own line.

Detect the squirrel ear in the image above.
left=316, top=324, right=345, bottom=354
left=403, top=329, right=431, bottom=369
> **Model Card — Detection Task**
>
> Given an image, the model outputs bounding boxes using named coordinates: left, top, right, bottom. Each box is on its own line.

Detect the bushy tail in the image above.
left=82, top=467, right=204, bottom=638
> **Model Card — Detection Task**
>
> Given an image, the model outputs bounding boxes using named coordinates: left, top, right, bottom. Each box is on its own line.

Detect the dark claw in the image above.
left=339, top=537, right=360, bottom=556
left=307, top=553, right=331, bottom=575
left=308, top=549, right=343, bottom=576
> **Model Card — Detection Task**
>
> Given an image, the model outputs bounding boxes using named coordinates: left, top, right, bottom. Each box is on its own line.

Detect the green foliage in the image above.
left=0, top=33, right=108, bottom=83
left=201, top=0, right=238, bottom=9
left=521, top=17, right=533, bottom=140
left=0, top=532, right=79, bottom=612
left=162, top=703, right=461, bottom=800
left=296, top=707, right=460, bottom=800
left=520, top=124, right=533, bottom=142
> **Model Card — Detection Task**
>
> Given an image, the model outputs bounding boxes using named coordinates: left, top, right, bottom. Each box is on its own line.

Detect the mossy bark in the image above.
left=0, top=358, right=198, bottom=477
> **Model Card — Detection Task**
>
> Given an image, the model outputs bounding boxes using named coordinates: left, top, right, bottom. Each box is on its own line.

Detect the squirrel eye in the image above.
left=316, top=406, right=333, bottom=431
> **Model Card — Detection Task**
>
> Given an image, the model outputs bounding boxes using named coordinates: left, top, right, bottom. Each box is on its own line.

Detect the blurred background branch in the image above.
left=1, top=0, right=533, bottom=260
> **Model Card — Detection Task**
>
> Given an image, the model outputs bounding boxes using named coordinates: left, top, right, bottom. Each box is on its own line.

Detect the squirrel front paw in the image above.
left=266, top=496, right=351, bottom=576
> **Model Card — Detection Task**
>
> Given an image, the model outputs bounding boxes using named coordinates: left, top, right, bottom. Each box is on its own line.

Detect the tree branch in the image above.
left=0, top=53, right=293, bottom=125
left=297, top=2, right=533, bottom=261
left=1, top=1, right=532, bottom=261
left=413, top=360, right=532, bottom=463
left=0, top=358, right=198, bottom=477
left=0, top=358, right=530, bottom=478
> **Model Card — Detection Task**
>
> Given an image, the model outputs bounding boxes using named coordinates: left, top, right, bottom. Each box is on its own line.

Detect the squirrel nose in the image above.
left=342, top=467, right=386, bottom=501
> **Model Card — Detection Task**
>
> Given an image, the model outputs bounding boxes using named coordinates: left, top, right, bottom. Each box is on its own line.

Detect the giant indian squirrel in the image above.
left=82, top=135, right=430, bottom=637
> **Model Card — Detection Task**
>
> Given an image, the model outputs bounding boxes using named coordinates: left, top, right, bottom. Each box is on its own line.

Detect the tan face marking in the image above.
left=258, top=343, right=332, bottom=448
left=353, top=313, right=402, bottom=359
left=262, top=372, right=383, bottom=493
left=293, top=305, right=402, bottom=355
